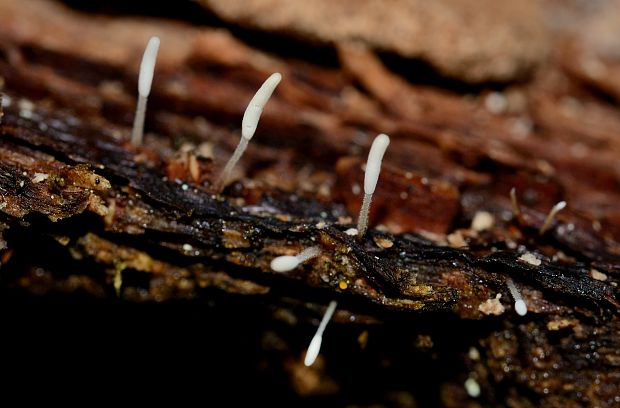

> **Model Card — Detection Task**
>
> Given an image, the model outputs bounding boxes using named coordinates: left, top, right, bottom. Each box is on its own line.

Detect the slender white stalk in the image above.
left=539, top=201, right=567, bottom=235
left=357, top=134, right=390, bottom=239
left=356, top=193, right=372, bottom=238
left=506, top=277, right=527, bottom=316
left=270, top=246, right=321, bottom=273
left=510, top=187, right=524, bottom=226
left=216, top=73, right=282, bottom=191
left=304, top=300, right=338, bottom=367
left=217, top=138, right=248, bottom=189
left=131, top=96, right=147, bottom=145
left=131, top=36, right=160, bottom=145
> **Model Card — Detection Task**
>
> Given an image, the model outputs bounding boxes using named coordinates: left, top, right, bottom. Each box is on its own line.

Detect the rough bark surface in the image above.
left=198, top=0, right=549, bottom=83
left=0, top=1, right=619, bottom=406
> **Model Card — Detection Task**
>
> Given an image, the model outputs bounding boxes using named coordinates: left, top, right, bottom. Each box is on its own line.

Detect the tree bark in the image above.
left=0, top=1, right=619, bottom=406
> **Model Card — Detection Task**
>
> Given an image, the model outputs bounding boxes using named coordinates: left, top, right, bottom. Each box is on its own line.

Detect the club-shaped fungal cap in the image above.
left=506, top=277, right=528, bottom=316
left=270, top=246, right=321, bottom=273
left=554, top=201, right=567, bottom=212
left=539, top=200, right=567, bottom=235
left=304, top=334, right=323, bottom=367
left=364, top=133, right=390, bottom=195
left=270, top=255, right=300, bottom=272
left=138, top=36, right=160, bottom=97
left=357, top=133, right=390, bottom=238
left=216, top=72, right=282, bottom=190
left=241, top=72, right=282, bottom=141
left=304, top=300, right=337, bottom=367
left=515, top=299, right=528, bottom=316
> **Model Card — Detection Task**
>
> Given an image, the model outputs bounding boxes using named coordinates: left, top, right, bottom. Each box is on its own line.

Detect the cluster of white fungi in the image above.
left=130, top=35, right=574, bottom=369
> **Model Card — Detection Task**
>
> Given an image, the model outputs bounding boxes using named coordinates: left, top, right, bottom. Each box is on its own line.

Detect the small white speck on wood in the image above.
left=345, top=228, right=358, bottom=236
left=471, top=211, right=494, bottom=232
left=518, top=252, right=541, bottom=266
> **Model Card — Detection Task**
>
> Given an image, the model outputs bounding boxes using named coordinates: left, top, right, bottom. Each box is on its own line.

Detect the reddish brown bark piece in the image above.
left=335, top=156, right=460, bottom=234
left=0, top=139, right=109, bottom=221
left=198, top=0, right=549, bottom=83
left=0, top=1, right=619, bottom=407
left=546, top=0, right=620, bottom=103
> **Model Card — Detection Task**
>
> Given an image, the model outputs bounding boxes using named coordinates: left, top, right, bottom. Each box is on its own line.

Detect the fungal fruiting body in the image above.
left=510, top=187, right=525, bottom=226
left=270, top=246, right=321, bottom=272
left=304, top=300, right=338, bottom=367
left=539, top=200, right=567, bottom=235
left=216, top=73, right=282, bottom=191
left=506, top=277, right=527, bottom=316
left=131, top=36, right=160, bottom=145
left=464, top=377, right=481, bottom=398
left=357, top=134, right=390, bottom=239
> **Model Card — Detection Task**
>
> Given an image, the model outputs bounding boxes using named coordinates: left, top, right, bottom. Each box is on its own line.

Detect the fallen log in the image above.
left=0, top=1, right=619, bottom=406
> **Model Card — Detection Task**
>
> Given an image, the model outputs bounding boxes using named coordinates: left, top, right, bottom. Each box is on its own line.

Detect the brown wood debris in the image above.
left=198, top=0, right=549, bottom=83
left=0, top=1, right=619, bottom=407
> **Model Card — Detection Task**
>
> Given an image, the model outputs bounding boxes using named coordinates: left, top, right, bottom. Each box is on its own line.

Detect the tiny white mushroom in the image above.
left=539, top=200, right=567, bottom=235
left=510, top=187, right=525, bottom=226
left=514, top=299, right=528, bottom=317
left=216, top=73, right=282, bottom=191
left=357, top=134, right=390, bottom=239
left=506, top=277, right=527, bottom=316
left=242, top=73, right=282, bottom=141
left=270, top=246, right=321, bottom=273
left=131, top=36, right=160, bottom=145
left=304, top=300, right=338, bottom=367
left=464, top=377, right=481, bottom=398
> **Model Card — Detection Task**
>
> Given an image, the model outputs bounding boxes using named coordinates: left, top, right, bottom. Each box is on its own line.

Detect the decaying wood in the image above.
left=0, top=0, right=619, bottom=406
left=197, top=0, right=549, bottom=83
